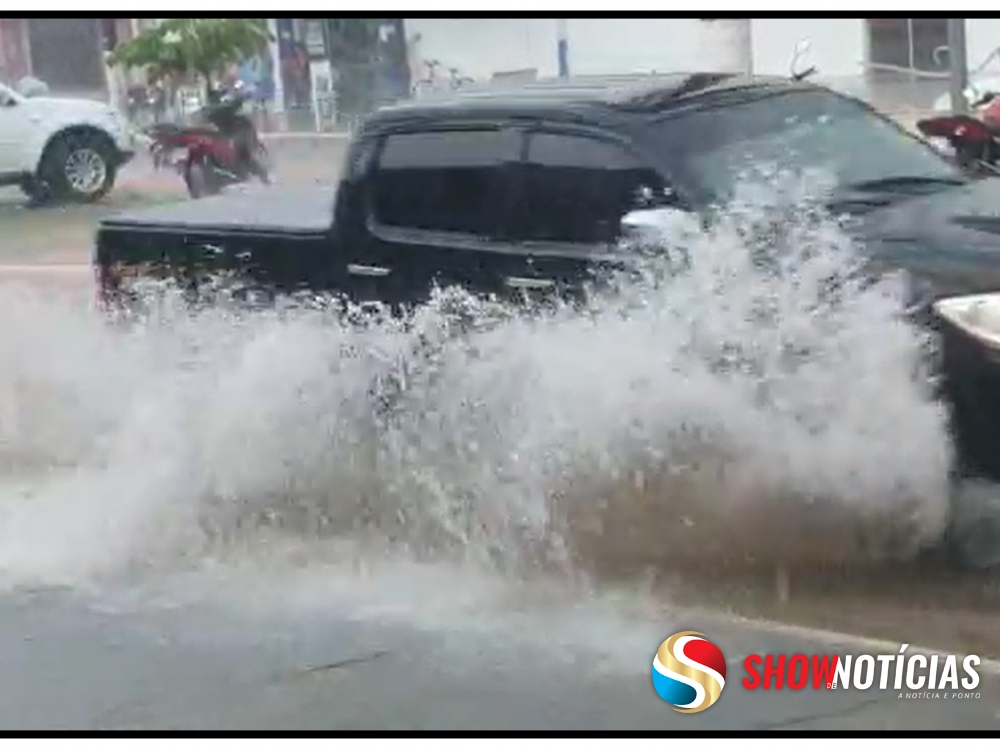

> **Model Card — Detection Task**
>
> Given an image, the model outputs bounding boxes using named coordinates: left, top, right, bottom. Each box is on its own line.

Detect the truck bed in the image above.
left=100, top=186, right=337, bottom=236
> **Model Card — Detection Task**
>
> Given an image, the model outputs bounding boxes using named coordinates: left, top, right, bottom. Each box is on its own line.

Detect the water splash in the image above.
left=0, top=174, right=952, bottom=598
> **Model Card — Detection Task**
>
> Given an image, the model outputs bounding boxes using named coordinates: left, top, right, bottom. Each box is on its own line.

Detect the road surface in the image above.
left=0, top=135, right=349, bottom=266
left=1, top=584, right=998, bottom=731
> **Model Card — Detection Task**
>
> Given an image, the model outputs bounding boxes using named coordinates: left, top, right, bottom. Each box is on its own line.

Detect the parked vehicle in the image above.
left=917, top=114, right=999, bottom=176
left=182, top=126, right=271, bottom=199
left=0, top=80, right=135, bottom=204
left=95, top=72, right=1000, bottom=565
left=917, top=86, right=1000, bottom=177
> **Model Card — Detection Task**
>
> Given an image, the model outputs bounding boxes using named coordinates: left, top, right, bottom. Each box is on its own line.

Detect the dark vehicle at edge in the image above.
left=94, top=73, right=1000, bottom=564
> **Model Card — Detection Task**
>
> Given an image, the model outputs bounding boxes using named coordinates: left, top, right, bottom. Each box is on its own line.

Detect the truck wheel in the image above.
left=947, top=478, right=1000, bottom=570
left=38, top=131, right=116, bottom=203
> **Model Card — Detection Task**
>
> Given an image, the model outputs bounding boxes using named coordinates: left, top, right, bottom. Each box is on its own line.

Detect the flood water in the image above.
left=0, top=175, right=981, bottom=729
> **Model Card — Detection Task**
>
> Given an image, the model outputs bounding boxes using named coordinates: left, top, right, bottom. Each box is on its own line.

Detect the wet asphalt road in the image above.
left=0, top=135, right=349, bottom=265
left=1, top=587, right=998, bottom=731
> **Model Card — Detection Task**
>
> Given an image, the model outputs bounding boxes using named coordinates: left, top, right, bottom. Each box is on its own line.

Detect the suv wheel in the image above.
left=38, top=131, right=117, bottom=203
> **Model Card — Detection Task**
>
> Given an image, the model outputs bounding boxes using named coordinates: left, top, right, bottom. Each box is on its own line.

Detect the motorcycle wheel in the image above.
left=184, top=159, right=221, bottom=200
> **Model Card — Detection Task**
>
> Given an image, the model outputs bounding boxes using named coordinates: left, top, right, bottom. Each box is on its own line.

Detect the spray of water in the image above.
left=0, top=175, right=953, bottom=605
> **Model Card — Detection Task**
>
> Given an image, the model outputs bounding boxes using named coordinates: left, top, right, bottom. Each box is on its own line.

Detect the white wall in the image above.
left=562, top=18, right=704, bottom=75
left=751, top=18, right=865, bottom=78
left=405, top=17, right=865, bottom=82
left=964, top=18, right=1000, bottom=79
left=405, top=18, right=556, bottom=80
left=405, top=18, right=722, bottom=80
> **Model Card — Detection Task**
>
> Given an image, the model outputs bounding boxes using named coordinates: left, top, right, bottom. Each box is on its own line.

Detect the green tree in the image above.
left=110, top=18, right=272, bottom=100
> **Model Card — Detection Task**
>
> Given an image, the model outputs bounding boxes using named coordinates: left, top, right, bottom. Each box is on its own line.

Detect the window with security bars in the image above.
left=867, top=18, right=949, bottom=74
left=865, top=18, right=951, bottom=113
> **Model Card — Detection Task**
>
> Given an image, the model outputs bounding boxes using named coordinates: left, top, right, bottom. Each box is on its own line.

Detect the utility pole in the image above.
left=556, top=19, right=569, bottom=78
left=948, top=18, right=968, bottom=114
left=734, top=18, right=753, bottom=77
left=267, top=18, right=285, bottom=131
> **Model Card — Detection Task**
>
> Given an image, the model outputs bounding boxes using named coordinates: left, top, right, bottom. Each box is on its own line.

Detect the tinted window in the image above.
left=520, top=132, right=665, bottom=244
left=654, top=90, right=963, bottom=204
left=372, top=129, right=516, bottom=235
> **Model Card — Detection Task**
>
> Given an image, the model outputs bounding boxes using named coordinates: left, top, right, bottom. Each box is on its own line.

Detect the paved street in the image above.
left=0, top=135, right=349, bottom=265
left=0, top=584, right=998, bottom=731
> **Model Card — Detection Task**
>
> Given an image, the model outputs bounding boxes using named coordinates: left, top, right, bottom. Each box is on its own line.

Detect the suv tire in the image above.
left=38, top=131, right=117, bottom=203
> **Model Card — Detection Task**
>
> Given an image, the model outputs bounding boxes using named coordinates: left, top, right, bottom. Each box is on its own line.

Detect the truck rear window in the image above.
left=371, top=128, right=519, bottom=236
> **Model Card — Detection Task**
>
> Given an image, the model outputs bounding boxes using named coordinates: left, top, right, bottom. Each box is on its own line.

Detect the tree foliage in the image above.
left=109, top=18, right=272, bottom=90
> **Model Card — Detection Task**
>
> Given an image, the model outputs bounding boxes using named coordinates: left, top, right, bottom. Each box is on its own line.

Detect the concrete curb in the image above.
left=261, top=131, right=351, bottom=141
left=134, top=131, right=350, bottom=148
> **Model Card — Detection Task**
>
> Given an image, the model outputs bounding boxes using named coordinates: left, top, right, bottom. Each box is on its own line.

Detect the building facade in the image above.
left=402, top=17, right=1000, bottom=114
left=6, top=17, right=995, bottom=126
left=0, top=18, right=139, bottom=98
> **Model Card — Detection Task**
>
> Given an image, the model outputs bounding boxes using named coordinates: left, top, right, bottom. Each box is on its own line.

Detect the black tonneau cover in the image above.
left=101, top=186, right=337, bottom=235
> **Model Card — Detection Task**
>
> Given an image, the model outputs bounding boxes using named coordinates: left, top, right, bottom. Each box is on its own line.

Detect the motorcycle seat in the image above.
left=917, top=115, right=997, bottom=143
left=183, top=126, right=225, bottom=137
left=151, top=124, right=223, bottom=139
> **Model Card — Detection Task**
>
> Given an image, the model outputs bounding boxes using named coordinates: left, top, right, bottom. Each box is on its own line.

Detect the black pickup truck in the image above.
left=95, top=73, right=1000, bottom=309
left=95, top=74, right=1000, bottom=509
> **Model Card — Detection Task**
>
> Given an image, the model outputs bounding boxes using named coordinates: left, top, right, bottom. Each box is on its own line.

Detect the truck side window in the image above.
left=372, top=129, right=515, bottom=236
left=522, top=132, right=665, bottom=244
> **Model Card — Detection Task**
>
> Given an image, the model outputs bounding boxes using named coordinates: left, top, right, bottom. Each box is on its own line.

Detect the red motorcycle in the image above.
left=182, top=127, right=271, bottom=199
left=147, top=89, right=271, bottom=199
left=147, top=122, right=195, bottom=172
left=917, top=90, right=1000, bottom=177
left=917, top=114, right=1000, bottom=176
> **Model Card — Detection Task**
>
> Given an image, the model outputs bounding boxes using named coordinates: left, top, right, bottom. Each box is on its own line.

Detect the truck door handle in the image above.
left=504, top=276, right=554, bottom=290
left=347, top=264, right=391, bottom=277
left=200, top=243, right=225, bottom=257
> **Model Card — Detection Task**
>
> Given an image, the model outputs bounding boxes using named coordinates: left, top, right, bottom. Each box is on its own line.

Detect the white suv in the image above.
left=0, top=81, right=135, bottom=204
